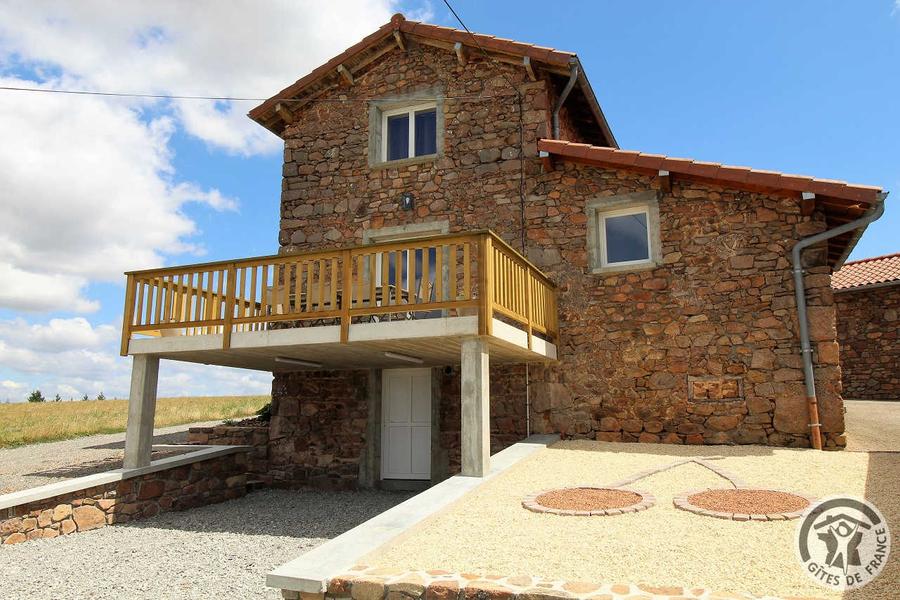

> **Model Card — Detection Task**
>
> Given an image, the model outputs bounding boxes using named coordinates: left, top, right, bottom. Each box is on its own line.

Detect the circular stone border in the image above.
left=522, top=487, right=655, bottom=516
left=673, top=487, right=817, bottom=521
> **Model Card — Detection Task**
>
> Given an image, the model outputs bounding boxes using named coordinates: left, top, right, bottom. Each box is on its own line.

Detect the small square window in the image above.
left=602, top=209, right=650, bottom=266
left=381, top=103, right=437, bottom=162
left=586, top=192, right=660, bottom=274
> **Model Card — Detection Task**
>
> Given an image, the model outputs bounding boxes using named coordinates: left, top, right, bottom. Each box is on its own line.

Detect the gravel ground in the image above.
left=844, top=400, right=900, bottom=451
left=0, top=488, right=410, bottom=600
left=0, top=420, right=224, bottom=494
left=365, top=440, right=899, bottom=599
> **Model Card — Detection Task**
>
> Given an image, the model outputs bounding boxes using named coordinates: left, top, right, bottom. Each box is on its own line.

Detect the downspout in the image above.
left=791, top=192, right=887, bottom=449
left=552, top=62, right=579, bottom=139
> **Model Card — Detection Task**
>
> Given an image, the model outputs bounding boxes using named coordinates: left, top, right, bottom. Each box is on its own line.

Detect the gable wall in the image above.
left=267, top=39, right=844, bottom=487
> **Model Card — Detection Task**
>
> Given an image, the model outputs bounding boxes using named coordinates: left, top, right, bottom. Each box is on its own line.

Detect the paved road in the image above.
left=0, top=420, right=224, bottom=494
left=844, top=400, right=900, bottom=451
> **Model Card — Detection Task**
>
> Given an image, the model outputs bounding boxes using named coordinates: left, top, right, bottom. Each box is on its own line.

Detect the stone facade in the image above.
left=835, top=284, right=900, bottom=400
left=268, top=367, right=527, bottom=488
left=0, top=451, right=248, bottom=545
left=266, top=34, right=846, bottom=488
left=188, top=424, right=270, bottom=482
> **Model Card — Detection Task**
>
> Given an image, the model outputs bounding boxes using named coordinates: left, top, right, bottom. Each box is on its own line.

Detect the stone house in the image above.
left=119, top=14, right=887, bottom=491
left=832, top=253, right=900, bottom=400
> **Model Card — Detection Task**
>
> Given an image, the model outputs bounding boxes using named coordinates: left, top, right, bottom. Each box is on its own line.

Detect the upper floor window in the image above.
left=381, top=103, right=437, bottom=162
left=586, top=191, right=661, bottom=274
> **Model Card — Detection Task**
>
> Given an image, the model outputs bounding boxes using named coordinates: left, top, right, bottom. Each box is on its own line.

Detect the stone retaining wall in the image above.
left=280, top=567, right=802, bottom=600
left=188, top=424, right=270, bottom=482
left=0, top=450, right=248, bottom=545
left=834, top=284, right=900, bottom=400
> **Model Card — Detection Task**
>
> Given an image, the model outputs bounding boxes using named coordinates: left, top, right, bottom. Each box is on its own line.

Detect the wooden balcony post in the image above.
left=525, top=272, right=533, bottom=350
left=478, top=234, right=493, bottom=336
left=340, top=249, right=352, bottom=342
left=120, top=274, right=136, bottom=357
left=222, top=263, right=237, bottom=350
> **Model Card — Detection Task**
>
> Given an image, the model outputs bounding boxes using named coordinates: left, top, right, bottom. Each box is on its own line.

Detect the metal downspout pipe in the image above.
left=552, top=63, right=579, bottom=139
left=791, top=192, right=887, bottom=449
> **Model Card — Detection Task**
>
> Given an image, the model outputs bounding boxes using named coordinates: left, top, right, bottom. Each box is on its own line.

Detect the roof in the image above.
left=832, top=253, right=900, bottom=291
left=248, top=13, right=616, bottom=147
left=538, top=139, right=885, bottom=267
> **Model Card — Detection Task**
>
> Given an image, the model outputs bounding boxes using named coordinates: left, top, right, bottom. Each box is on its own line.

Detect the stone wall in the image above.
left=0, top=451, right=248, bottom=545
left=835, top=284, right=900, bottom=400
left=188, top=424, right=270, bottom=482
left=269, top=366, right=529, bottom=489
left=438, top=364, right=528, bottom=475
left=267, top=33, right=846, bottom=469
left=269, top=370, right=369, bottom=489
left=524, top=164, right=844, bottom=449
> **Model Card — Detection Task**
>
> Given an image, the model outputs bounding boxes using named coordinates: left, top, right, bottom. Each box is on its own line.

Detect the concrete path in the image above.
left=844, top=399, right=900, bottom=451
left=0, top=419, right=225, bottom=494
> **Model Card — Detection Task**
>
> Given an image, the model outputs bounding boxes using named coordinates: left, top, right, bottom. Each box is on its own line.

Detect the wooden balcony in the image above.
left=120, top=231, right=558, bottom=370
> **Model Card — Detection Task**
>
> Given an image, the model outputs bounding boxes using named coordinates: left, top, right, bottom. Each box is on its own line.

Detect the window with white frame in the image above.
left=586, top=191, right=660, bottom=273
left=599, top=206, right=651, bottom=267
left=381, top=103, right=437, bottom=162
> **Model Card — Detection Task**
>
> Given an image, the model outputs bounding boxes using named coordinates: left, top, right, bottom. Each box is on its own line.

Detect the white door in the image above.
left=381, top=368, right=431, bottom=480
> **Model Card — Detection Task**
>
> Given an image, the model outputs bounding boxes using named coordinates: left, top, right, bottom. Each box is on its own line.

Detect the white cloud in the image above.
left=0, top=0, right=400, bottom=155
left=0, top=317, right=116, bottom=353
left=0, top=1, right=404, bottom=314
left=0, top=316, right=271, bottom=401
left=0, top=1, right=404, bottom=397
left=0, top=76, right=236, bottom=312
left=0, top=264, right=98, bottom=313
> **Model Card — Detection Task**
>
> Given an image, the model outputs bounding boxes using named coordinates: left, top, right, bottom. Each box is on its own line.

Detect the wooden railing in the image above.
left=120, top=231, right=558, bottom=355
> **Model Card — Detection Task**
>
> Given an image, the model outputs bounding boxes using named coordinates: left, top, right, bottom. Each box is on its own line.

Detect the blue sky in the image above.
left=0, top=1, right=897, bottom=401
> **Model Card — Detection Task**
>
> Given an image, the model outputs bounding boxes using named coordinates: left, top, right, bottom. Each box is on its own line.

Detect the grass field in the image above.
left=0, top=395, right=270, bottom=448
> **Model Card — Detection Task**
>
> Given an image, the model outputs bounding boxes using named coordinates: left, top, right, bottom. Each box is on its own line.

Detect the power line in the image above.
left=441, top=0, right=527, bottom=254
left=0, top=84, right=515, bottom=103
left=0, top=85, right=265, bottom=101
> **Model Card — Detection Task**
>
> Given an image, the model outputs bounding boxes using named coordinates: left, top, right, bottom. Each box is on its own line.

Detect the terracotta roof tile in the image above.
left=832, top=253, right=900, bottom=290
left=537, top=139, right=882, bottom=205
left=248, top=13, right=619, bottom=144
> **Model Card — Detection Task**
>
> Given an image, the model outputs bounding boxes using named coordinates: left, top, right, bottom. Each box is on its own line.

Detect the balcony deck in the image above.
left=121, top=231, right=559, bottom=371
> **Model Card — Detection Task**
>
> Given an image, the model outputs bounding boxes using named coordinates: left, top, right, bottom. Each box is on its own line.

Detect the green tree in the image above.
left=96, top=391, right=106, bottom=401
left=81, top=394, right=89, bottom=401
left=27, top=390, right=46, bottom=403
left=53, top=393, right=62, bottom=402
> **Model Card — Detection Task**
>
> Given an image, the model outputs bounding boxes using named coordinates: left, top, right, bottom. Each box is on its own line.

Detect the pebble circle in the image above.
left=673, top=487, right=817, bottom=521
left=522, top=486, right=655, bottom=516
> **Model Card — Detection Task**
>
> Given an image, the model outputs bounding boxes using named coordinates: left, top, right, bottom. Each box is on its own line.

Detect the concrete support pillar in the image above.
left=461, top=337, right=490, bottom=477
left=123, top=355, right=160, bottom=469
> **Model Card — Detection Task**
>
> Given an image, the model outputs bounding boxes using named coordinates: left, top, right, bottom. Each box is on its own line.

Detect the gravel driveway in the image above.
left=0, top=488, right=410, bottom=600
left=0, top=420, right=224, bottom=494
